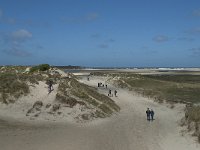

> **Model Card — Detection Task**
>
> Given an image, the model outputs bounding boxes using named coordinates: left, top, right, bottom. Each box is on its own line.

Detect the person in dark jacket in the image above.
left=146, top=108, right=150, bottom=121
left=114, top=90, right=117, bottom=97
left=108, top=89, right=111, bottom=96
left=48, top=80, right=53, bottom=94
left=150, top=109, right=154, bottom=120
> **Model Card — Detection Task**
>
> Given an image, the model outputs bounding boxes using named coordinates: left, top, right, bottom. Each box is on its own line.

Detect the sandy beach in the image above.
left=0, top=75, right=199, bottom=150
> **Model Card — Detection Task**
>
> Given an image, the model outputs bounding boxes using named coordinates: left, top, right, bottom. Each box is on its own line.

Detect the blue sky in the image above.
left=0, top=0, right=200, bottom=67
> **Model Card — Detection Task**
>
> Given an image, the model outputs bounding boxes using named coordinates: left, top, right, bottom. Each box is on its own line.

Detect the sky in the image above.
left=0, top=0, right=200, bottom=67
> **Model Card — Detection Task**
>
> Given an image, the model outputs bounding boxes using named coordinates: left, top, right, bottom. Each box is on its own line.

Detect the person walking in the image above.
left=146, top=108, right=150, bottom=121
left=150, top=109, right=154, bottom=120
left=108, top=89, right=111, bottom=97
left=48, top=80, right=53, bottom=94
left=114, top=90, right=117, bottom=97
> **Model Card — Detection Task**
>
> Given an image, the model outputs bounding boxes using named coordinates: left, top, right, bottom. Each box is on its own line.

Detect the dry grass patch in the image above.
left=0, top=73, right=30, bottom=104
left=70, top=78, right=120, bottom=112
left=185, top=106, right=200, bottom=143
left=0, top=65, right=59, bottom=104
left=56, top=77, right=120, bottom=118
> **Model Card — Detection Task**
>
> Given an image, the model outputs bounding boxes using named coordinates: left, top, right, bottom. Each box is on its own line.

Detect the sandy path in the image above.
left=0, top=76, right=199, bottom=150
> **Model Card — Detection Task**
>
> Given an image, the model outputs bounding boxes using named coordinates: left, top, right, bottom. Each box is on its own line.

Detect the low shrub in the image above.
left=30, top=64, right=50, bottom=73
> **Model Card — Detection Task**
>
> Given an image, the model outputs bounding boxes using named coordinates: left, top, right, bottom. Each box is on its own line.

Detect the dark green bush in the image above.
left=30, top=64, right=50, bottom=73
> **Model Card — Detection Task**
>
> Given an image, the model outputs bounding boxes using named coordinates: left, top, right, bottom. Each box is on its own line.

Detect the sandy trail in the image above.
left=0, top=76, right=199, bottom=150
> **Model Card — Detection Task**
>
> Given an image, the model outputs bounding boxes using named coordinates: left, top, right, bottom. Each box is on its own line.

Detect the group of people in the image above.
left=97, top=82, right=118, bottom=97
left=146, top=108, right=155, bottom=121
left=97, top=82, right=107, bottom=88
left=108, top=89, right=118, bottom=97
left=90, top=77, right=156, bottom=122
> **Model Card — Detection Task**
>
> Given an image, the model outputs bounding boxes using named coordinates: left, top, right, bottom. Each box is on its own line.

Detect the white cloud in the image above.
left=11, top=29, right=32, bottom=41
left=153, top=35, right=169, bottom=43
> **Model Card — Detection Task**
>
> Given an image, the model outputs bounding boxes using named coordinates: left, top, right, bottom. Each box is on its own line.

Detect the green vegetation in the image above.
left=145, top=75, right=200, bottom=83
left=103, top=73, right=200, bottom=104
left=29, top=64, right=50, bottom=73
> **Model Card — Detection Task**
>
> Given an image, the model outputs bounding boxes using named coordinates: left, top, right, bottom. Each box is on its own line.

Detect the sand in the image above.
left=0, top=75, right=199, bottom=150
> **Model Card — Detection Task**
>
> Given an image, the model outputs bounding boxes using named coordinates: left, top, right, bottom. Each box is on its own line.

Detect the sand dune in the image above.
left=0, top=76, right=199, bottom=150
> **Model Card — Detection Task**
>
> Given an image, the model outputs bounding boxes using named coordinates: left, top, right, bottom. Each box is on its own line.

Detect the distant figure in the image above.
left=150, top=109, right=154, bottom=120
left=146, top=108, right=150, bottom=121
left=105, top=85, right=107, bottom=88
left=114, top=90, right=117, bottom=97
left=98, top=83, right=99, bottom=87
left=108, top=89, right=112, bottom=97
left=87, top=76, right=90, bottom=81
left=48, top=80, right=53, bottom=94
